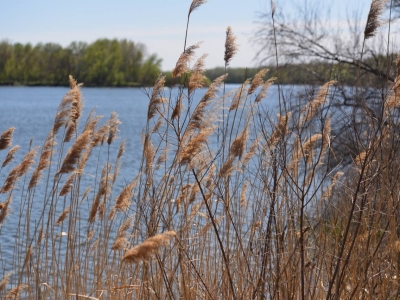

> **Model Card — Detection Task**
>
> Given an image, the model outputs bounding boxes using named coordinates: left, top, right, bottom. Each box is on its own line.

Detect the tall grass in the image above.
left=1, top=0, right=400, bottom=299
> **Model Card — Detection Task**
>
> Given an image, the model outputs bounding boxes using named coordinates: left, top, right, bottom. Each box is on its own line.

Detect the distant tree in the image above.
left=0, top=39, right=161, bottom=86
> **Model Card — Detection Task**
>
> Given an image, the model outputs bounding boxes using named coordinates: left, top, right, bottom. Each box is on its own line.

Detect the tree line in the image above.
left=0, top=39, right=162, bottom=86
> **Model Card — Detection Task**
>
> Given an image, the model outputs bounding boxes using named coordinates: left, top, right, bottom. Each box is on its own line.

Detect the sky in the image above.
left=0, top=0, right=369, bottom=71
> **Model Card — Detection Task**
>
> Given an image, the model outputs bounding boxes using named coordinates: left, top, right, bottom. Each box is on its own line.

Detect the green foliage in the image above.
left=0, top=39, right=162, bottom=86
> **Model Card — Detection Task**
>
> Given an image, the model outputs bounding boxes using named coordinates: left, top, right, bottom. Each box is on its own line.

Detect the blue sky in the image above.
left=0, top=0, right=369, bottom=70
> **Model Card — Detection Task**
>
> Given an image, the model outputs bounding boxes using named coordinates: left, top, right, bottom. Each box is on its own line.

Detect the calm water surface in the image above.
left=0, top=84, right=285, bottom=272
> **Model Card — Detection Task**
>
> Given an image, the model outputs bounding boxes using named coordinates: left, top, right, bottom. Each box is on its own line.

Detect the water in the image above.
left=0, top=84, right=284, bottom=282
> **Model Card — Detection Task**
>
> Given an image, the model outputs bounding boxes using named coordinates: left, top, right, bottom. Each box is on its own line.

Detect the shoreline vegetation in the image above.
left=2, top=0, right=400, bottom=299
left=1, top=39, right=395, bottom=87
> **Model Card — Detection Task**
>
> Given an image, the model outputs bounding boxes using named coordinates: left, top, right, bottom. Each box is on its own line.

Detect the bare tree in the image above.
left=254, top=0, right=396, bottom=85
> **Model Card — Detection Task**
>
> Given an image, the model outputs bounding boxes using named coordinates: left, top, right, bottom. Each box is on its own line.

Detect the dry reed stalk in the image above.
left=147, top=75, right=166, bottom=120
left=63, top=77, right=83, bottom=142
left=229, top=80, right=250, bottom=111
left=2, top=145, right=20, bottom=168
left=189, top=0, right=207, bottom=15
left=224, top=26, right=238, bottom=66
left=230, top=126, right=249, bottom=159
left=152, top=117, right=164, bottom=135
left=155, top=146, right=168, bottom=170
left=364, top=0, right=388, bottom=39
left=87, top=230, right=95, bottom=241
left=122, top=231, right=176, bottom=264
left=110, top=176, right=138, bottom=219
left=37, top=227, right=44, bottom=244
left=269, top=112, right=292, bottom=148
left=91, top=122, right=110, bottom=147
left=64, top=123, right=76, bottom=143
left=171, top=95, right=184, bottom=120
left=90, top=239, right=99, bottom=254
left=219, top=156, right=236, bottom=178
left=1, top=147, right=39, bottom=193
left=240, top=181, right=248, bottom=207
left=23, top=246, right=33, bottom=268
left=322, top=116, right=331, bottom=151
left=255, top=77, right=276, bottom=103
left=172, top=43, right=202, bottom=78
left=301, top=81, right=336, bottom=123
left=299, top=133, right=322, bottom=164
left=55, top=206, right=71, bottom=226
left=248, top=69, right=269, bottom=95
left=5, top=284, right=28, bottom=299
left=89, top=164, right=113, bottom=223
left=188, top=184, right=200, bottom=204
left=58, top=129, right=92, bottom=174
left=243, top=137, right=261, bottom=164
left=29, top=133, right=56, bottom=189
left=178, top=127, right=213, bottom=165
left=199, top=216, right=223, bottom=236
left=113, top=161, right=121, bottom=184
left=0, top=273, right=11, bottom=291
left=354, top=151, right=367, bottom=167
left=0, top=194, right=12, bottom=224
left=189, top=54, right=208, bottom=96
left=144, top=137, right=155, bottom=175
left=112, top=217, right=132, bottom=251
left=387, top=54, right=400, bottom=108
left=107, top=112, right=121, bottom=145
left=0, top=127, right=14, bottom=150
left=185, top=75, right=226, bottom=136
left=201, top=74, right=227, bottom=103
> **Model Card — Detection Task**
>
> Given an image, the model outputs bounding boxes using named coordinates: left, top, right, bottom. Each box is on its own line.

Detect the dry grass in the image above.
left=0, top=1, right=399, bottom=299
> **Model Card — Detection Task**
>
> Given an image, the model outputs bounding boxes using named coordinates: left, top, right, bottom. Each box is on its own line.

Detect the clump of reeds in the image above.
left=122, top=231, right=176, bottom=264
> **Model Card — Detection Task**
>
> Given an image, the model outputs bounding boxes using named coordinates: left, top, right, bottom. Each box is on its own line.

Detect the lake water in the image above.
left=0, top=84, right=286, bottom=277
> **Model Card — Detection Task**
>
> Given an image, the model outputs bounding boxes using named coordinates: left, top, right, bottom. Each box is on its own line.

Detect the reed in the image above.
left=0, top=0, right=399, bottom=299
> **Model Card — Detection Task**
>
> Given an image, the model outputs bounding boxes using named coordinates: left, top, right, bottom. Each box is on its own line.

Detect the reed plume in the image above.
left=2, top=145, right=20, bottom=168
left=0, top=194, right=12, bottom=225
left=299, top=133, right=322, bottom=164
left=364, top=0, right=388, bottom=39
left=110, top=176, right=138, bottom=219
left=89, top=164, right=112, bottom=223
left=230, top=80, right=250, bottom=111
left=0, top=273, right=11, bottom=291
left=112, top=217, right=132, bottom=251
left=189, top=54, right=208, bottom=96
left=186, top=74, right=226, bottom=133
left=147, top=75, right=166, bottom=120
left=172, top=43, right=201, bottom=78
left=1, top=147, right=39, bottom=194
left=243, top=137, right=261, bottom=164
left=171, top=95, right=184, bottom=120
left=28, top=132, right=55, bottom=189
left=269, top=112, right=292, bottom=148
left=255, top=77, right=276, bottom=103
left=189, top=0, right=207, bottom=15
left=107, top=112, right=121, bottom=145
left=240, top=181, right=248, bottom=207
left=58, top=129, right=92, bottom=174
left=219, top=156, right=236, bottom=178
left=248, top=69, right=269, bottom=95
left=179, top=128, right=213, bottom=165
left=5, top=284, right=28, bottom=299
left=55, top=206, right=71, bottom=225
left=122, top=231, right=176, bottom=264
left=224, top=26, right=238, bottom=66
left=300, top=80, right=336, bottom=123
left=230, top=126, right=249, bottom=159
left=59, top=173, right=76, bottom=196
left=0, top=127, right=14, bottom=150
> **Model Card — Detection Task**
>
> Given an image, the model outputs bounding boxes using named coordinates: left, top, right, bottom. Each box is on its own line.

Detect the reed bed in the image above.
left=1, top=0, right=400, bottom=299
